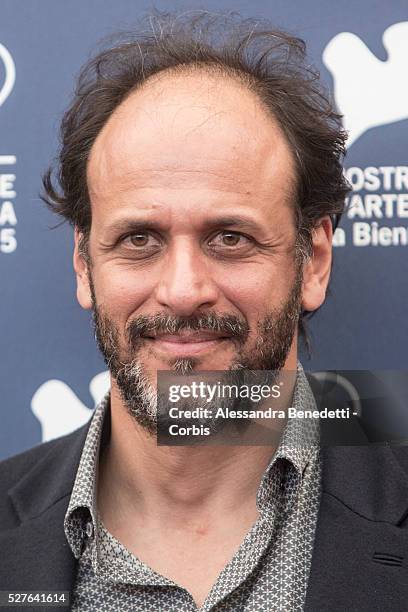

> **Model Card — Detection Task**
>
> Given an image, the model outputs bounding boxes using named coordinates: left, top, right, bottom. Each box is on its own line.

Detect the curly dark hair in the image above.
left=42, top=11, right=350, bottom=345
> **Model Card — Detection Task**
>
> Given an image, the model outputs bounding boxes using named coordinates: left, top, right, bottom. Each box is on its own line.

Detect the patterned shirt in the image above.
left=64, top=364, right=322, bottom=611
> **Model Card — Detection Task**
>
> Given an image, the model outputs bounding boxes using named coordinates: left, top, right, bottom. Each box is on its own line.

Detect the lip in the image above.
left=143, top=333, right=230, bottom=356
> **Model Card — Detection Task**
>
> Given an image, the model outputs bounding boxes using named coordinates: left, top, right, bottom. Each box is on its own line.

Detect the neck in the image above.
left=97, top=362, right=298, bottom=531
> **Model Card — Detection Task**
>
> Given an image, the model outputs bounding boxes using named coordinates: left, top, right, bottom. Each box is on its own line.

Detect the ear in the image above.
left=301, top=217, right=333, bottom=312
left=73, top=229, right=93, bottom=310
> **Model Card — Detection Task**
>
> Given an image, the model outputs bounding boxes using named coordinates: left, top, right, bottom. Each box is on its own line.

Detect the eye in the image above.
left=128, top=233, right=150, bottom=247
left=219, top=232, right=241, bottom=246
left=120, top=232, right=162, bottom=256
left=208, top=231, right=254, bottom=251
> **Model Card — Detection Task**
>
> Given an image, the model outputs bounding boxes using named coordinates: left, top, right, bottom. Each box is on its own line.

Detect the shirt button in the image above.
left=85, top=521, right=94, bottom=538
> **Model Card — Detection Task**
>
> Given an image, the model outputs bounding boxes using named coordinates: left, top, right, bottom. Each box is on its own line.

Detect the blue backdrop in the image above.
left=1, top=0, right=407, bottom=459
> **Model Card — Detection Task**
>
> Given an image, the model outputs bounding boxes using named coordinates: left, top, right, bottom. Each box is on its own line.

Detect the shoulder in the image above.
left=0, top=425, right=89, bottom=495
left=390, top=444, right=408, bottom=476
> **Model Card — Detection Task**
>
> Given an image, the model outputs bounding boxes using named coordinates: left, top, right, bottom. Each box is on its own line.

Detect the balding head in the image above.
left=87, top=69, right=297, bottom=246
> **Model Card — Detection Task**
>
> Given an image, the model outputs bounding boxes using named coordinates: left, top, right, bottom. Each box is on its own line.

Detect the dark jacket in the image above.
left=1, top=416, right=408, bottom=611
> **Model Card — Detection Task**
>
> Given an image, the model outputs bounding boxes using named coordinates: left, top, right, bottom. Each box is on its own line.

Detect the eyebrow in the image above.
left=104, top=215, right=264, bottom=236
left=104, top=219, right=165, bottom=235
left=202, top=216, right=263, bottom=232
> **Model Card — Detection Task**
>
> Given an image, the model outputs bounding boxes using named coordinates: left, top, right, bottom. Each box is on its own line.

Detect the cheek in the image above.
left=93, top=264, right=155, bottom=322
left=216, top=264, right=295, bottom=315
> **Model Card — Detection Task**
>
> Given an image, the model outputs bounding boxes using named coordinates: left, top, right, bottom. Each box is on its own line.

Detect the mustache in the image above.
left=125, top=312, right=250, bottom=348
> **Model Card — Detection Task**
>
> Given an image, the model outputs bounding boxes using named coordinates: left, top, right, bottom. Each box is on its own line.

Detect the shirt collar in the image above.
left=275, top=361, right=320, bottom=471
left=64, top=392, right=110, bottom=558
left=64, top=362, right=319, bottom=557
left=256, top=362, right=320, bottom=514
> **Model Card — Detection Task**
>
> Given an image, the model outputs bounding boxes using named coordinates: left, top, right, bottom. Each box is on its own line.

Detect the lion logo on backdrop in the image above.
left=323, top=21, right=408, bottom=147
left=30, top=22, right=408, bottom=442
left=31, top=371, right=110, bottom=442
left=0, top=43, right=15, bottom=108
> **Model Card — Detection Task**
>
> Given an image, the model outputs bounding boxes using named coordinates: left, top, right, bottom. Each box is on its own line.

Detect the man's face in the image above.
left=75, top=70, right=308, bottom=427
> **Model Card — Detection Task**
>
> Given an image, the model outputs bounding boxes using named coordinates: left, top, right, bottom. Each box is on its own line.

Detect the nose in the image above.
left=154, top=239, right=219, bottom=316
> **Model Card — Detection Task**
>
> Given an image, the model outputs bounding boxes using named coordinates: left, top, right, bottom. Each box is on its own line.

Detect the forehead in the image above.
left=87, top=70, right=296, bottom=211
